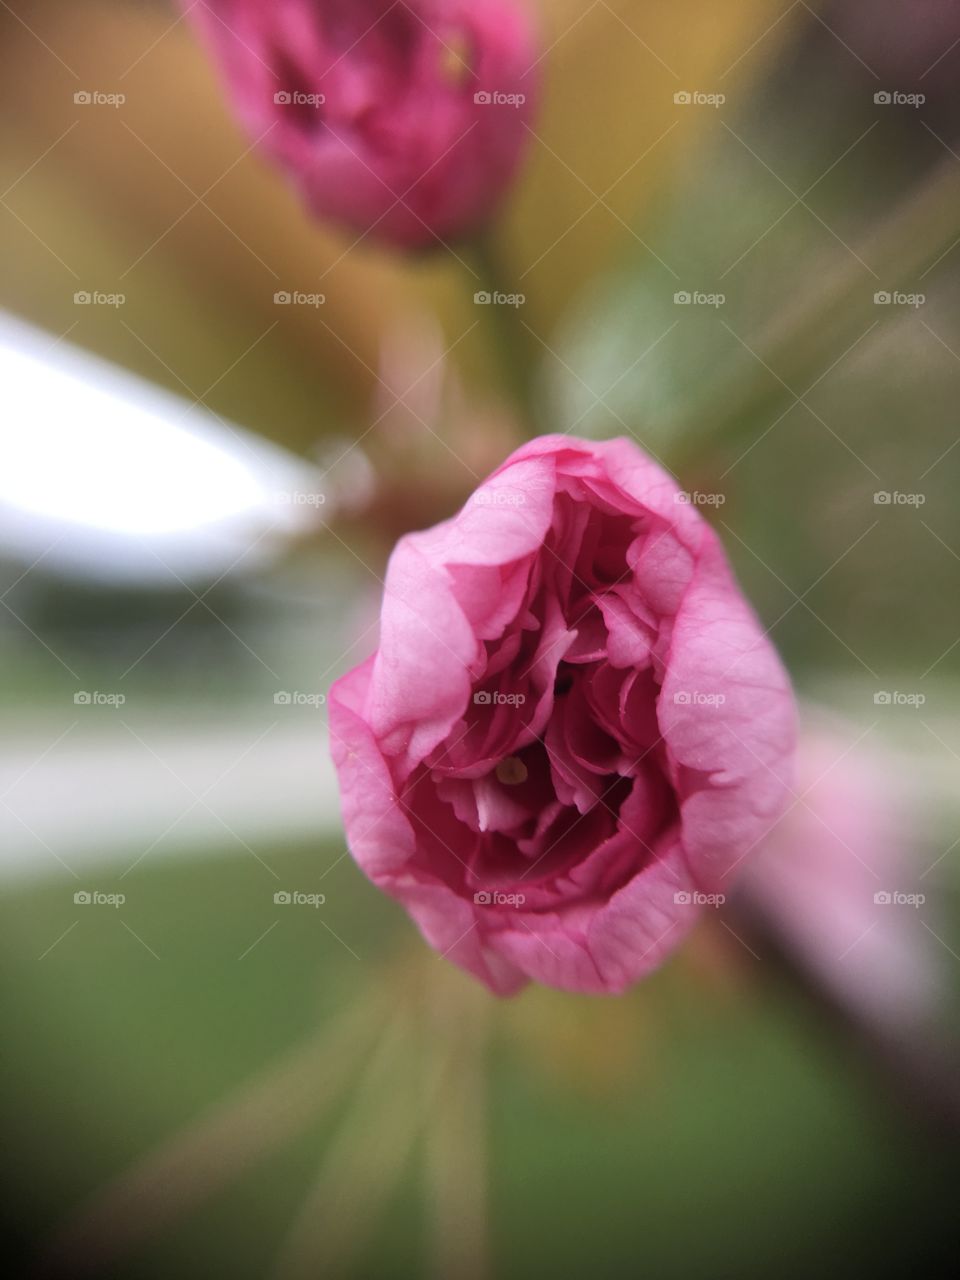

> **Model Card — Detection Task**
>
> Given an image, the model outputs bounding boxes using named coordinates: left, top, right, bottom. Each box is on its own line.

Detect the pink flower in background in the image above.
left=183, top=0, right=538, bottom=246
left=330, top=436, right=796, bottom=995
left=744, top=721, right=943, bottom=1030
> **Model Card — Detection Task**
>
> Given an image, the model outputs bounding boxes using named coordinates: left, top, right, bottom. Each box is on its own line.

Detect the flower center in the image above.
left=495, top=756, right=529, bottom=786
left=438, top=33, right=472, bottom=87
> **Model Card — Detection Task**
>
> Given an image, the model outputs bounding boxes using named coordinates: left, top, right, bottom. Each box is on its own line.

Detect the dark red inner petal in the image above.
left=397, top=500, right=679, bottom=912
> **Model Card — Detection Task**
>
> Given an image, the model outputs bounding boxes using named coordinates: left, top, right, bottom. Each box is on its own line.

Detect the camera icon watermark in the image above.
left=74, top=90, right=125, bottom=108
left=676, top=490, right=726, bottom=507
left=873, top=490, right=925, bottom=506
left=274, top=890, right=326, bottom=907
left=474, top=890, right=526, bottom=907
left=473, top=690, right=526, bottom=707
left=873, top=290, right=924, bottom=308
left=874, top=90, right=925, bottom=107
left=472, top=488, right=526, bottom=507
left=274, top=90, right=325, bottom=108
left=672, top=690, right=726, bottom=707
left=74, top=690, right=126, bottom=707
left=274, top=290, right=325, bottom=307
left=74, top=290, right=125, bottom=308
left=674, top=290, right=725, bottom=308
left=674, top=90, right=725, bottom=108
left=474, top=290, right=525, bottom=308
left=873, top=690, right=925, bottom=708
left=74, top=889, right=126, bottom=908
left=273, top=691, right=327, bottom=708
left=874, top=890, right=925, bottom=907
left=276, top=489, right=327, bottom=507
left=473, top=89, right=526, bottom=108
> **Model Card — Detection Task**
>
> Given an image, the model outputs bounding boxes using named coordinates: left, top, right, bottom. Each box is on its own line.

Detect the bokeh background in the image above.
left=1, top=1, right=959, bottom=1276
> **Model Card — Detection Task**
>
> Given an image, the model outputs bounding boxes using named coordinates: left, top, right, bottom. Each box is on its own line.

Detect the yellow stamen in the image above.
left=496, top=756, right=528, bottom=786
left=439, top=34, right=471, bottom=87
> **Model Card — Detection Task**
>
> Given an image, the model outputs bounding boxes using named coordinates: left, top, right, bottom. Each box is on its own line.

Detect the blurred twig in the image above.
left=270, top=962, right=489, bottom=1280
left=672, top=154, right=960, bottom=473
left=471, top=231, right=541, bottom=429
left=33, top=991, right=386, bottom=1279
left=423, top=973, right=494, bottom=1280
left=731, top=893, right=960, bottom=1145
left=268, top=1010, right=424, bottom=1280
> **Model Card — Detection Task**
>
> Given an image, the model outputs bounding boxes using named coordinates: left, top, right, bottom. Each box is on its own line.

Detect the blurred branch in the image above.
left=269, top=1011, right=424, bottom=1280
left=33, top=991, right=386, bottom=1279
left=731, top=893, right=960, bottom=1145
left=471, top=231, right=541, bottom=429
left=423, top=973, right=493, bottom=1280
left=672, top=154, right=960, bottom=473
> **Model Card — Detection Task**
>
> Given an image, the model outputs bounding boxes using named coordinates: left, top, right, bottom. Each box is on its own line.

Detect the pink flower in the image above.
left=744, top=720, right=943, bottom=1030
left=330, top=436, right=796, bottom=994
left=183, top=0, right=538, bottom=247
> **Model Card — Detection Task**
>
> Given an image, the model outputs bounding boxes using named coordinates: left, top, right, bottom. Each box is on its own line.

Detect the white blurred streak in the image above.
left=0, top=718, right=340, bottom=882
left=0, top=313, right=322, bottom=584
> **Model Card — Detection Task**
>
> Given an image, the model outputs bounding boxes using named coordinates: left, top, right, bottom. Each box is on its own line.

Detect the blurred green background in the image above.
left=1, top=1, right=959, bottom=1276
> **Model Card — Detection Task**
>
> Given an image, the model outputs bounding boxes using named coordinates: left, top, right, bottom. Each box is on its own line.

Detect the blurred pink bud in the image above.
left=744, top=720, right=943, bottom=1032
left=184, top=0, right=539, bottom=247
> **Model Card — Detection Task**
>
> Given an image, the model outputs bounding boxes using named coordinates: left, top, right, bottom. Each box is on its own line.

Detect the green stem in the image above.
left=470, top=231, right=540, bottom=432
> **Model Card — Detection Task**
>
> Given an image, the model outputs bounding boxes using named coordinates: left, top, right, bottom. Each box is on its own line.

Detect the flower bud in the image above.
left=184, top=0, right=538, bottom=247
